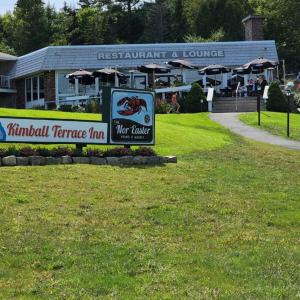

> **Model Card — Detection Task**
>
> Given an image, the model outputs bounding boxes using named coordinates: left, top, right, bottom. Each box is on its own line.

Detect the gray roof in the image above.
left=9, top=41, right=278, bottom=79
left=0, top=52, right=18, bottom=61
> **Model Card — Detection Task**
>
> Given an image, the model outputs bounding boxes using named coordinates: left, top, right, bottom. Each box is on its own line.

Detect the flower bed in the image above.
left=0, top=146, right=177, bottom=167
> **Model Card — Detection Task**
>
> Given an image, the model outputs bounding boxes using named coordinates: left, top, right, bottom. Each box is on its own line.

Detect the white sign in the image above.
left=0, top=118, right=108, bottom=144
left=263, top=86, right=269, bottom=99
left=207, top=88, right=214, bottom=101
left=98, top=50, right=225, bottom=60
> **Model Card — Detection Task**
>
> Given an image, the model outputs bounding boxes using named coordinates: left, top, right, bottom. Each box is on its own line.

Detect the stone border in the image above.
left=0, top=155, right=177, bottom=167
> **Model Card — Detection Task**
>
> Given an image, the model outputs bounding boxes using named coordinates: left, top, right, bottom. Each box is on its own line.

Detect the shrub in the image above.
left=72, top=105, right=85, bottom=113
left=155, top=101, right=172, bottom=114
left=85, top=99, right=100, bottom=113
left=294, top=93, right=300, bottom=108
left=185, top=83, right=206, bottom=113
left=36, top=147, right=51, bottom=157
left=6, top=146, right=19, bottom=156
left=134, top=147, right=157, bottom=156
left=104, top=147, right=134, bottom=157
left=59, top=105, right=73, bottom=112
left=86, top=148, right=104, bottom=157
left=19, top=147, right=37, bottom=157
left=0, top=148, right=7, bottom=157
left=71, top=148, right=87, bottom=157
left=267, top=81, right=287, bottom=112
left=52, top=146, right=73, bottom=157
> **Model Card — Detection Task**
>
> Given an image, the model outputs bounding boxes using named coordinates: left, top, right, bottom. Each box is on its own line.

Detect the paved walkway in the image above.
left=210, top=113, right=300, bottom=151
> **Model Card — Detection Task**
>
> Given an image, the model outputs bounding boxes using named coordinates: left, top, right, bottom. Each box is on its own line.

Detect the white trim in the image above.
left=55, top=71, right=59, bottom=107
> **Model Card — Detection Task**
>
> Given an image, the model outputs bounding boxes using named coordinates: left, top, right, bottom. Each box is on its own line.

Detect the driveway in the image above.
left=210, top=113, right=300, bottom=150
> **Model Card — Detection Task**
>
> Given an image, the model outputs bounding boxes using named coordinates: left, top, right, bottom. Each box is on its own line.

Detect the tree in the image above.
left=75, top=7, right=107, bottom=44
left=12, top=0, right=49, bottom=54
left=250, top=0, right=300, bottom=72
left=267, top=81, right=287, bottom=112
left=184, top=28, right=225, bottom=43
left=185, top=83, right=206, bottom=113
left=139, top=0, right=173, bottom=43
left=194, top=0, right=248, bottom=41
left=172, top=0, right=188, bottom=42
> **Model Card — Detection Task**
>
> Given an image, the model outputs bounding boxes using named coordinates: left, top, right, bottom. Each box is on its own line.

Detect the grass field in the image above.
left=0, top=108, right=300, bottom=299
left=240, top=111, right=300, bottom=141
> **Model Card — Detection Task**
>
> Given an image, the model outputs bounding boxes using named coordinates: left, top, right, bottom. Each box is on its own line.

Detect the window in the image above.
left=32, top=77, right=38, bottom=100
left=26, top=78, right=31, bottom=102
left=25, top=75, right=45, bottom=102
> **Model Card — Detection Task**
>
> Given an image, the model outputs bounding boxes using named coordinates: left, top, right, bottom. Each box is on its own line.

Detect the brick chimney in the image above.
left=242, top=15, right=265, bottom=41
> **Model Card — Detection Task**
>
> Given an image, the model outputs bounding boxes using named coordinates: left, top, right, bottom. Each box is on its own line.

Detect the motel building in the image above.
left=0, top=16, right=278, bottom=112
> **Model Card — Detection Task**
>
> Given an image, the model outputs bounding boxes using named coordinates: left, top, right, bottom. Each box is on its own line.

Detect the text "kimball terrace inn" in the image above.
left=98, top=50, right=225, bottom=60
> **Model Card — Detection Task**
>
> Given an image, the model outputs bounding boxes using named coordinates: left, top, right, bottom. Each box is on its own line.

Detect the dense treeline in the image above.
left=0, top=0, right=299, bottom=71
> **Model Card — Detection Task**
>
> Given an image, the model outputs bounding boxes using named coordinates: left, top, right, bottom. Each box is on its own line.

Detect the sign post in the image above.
left=104, top=88, right=155, bottom=146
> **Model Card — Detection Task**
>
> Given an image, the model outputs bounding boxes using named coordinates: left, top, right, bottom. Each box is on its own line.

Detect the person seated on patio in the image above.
left=237, top=85, right=247, bottom=97
left=171, top=93, right=180, bottom=113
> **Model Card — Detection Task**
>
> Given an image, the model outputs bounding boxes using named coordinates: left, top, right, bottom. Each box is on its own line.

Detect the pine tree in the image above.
left=171, top=0, right=189, bottom=43
left=13, top=0, right=48, bottom=54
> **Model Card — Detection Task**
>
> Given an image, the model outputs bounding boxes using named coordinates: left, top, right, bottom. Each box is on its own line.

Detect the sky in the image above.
left=0, top=0, right=78, bottom=15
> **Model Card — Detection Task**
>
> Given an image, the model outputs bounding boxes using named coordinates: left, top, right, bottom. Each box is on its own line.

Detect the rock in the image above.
left=145, top=156, right=160, bottom=165
left=61, top=155, right=72, bottom=164
left=29, top=156, right=46, bottom=166
left=106, top=157, right=120, bottom=166
left=132, top=156, right=145, bottom=165
left=0, top=158, right=2, bottom=166
left=164, top=156, right=177, bottom=163
left=2, top=155, right=17, bottom=166
left=90, top=157, right=107, bottom=165
left=119, top=156, right=134, bottom=165
left=72, top=157, right=90, bottom=164
left=16, top=157, right=29, bottom=166
left=46, top=157, right=61, bottom=165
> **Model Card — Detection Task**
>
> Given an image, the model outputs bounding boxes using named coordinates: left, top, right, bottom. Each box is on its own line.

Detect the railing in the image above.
left=0, top=75, right=11, bottom=89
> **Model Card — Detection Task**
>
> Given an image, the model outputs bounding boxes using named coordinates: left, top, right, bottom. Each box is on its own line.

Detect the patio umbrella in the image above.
left=243, top=57, right=278, bottom=71
left=93, top=68, right=126, bottom=77
left=199, top=64, right=231, bottom=75
left=137, top=64, right=170, bottom=88
left=167, top=59, right=196, bottom=69
left=66, top=69, right=94, bottom=86
left=93, top=68, right=127, bottom=86
left=167, top=59, right=196, bottom=83
left=199, top=64, right=231, bottom=87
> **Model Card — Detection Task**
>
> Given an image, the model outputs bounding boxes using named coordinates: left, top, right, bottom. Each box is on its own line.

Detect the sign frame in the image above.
left=107, top=87, right=155, bottom=146
left=0, top=116, right=107, bottom=145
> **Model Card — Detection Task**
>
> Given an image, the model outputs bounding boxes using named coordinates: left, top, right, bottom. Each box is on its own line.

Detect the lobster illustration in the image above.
left=117, top=96, right=147, bottom=116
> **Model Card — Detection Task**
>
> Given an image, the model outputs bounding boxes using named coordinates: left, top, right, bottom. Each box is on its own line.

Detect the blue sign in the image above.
left=110, top=89, right=155, bottom=144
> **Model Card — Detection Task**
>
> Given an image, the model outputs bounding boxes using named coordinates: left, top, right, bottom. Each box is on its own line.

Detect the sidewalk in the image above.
left=210, top=113, right=300, bottom=151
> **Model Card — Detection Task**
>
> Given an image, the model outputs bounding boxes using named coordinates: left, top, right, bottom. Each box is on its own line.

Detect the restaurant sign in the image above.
left=0, top=118, right=107, bottom=144
left=0, top=88, right=155, bottom=146
left=109, top=89, right=155, bottom=145
left=98, top=50, right=225, bottom=60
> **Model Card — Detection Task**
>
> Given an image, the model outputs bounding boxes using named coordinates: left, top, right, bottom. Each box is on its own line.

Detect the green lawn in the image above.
left=240, top=111, right=300, bottom=141
left=0, top=109, right=300, bottom=299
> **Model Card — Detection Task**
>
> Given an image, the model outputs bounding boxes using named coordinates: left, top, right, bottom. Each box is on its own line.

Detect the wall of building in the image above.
left=0, top=93, right=16, bottom=108
left=44, top=71, right=55, bottom=102
left=15, top=78, right=25, bottom=108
